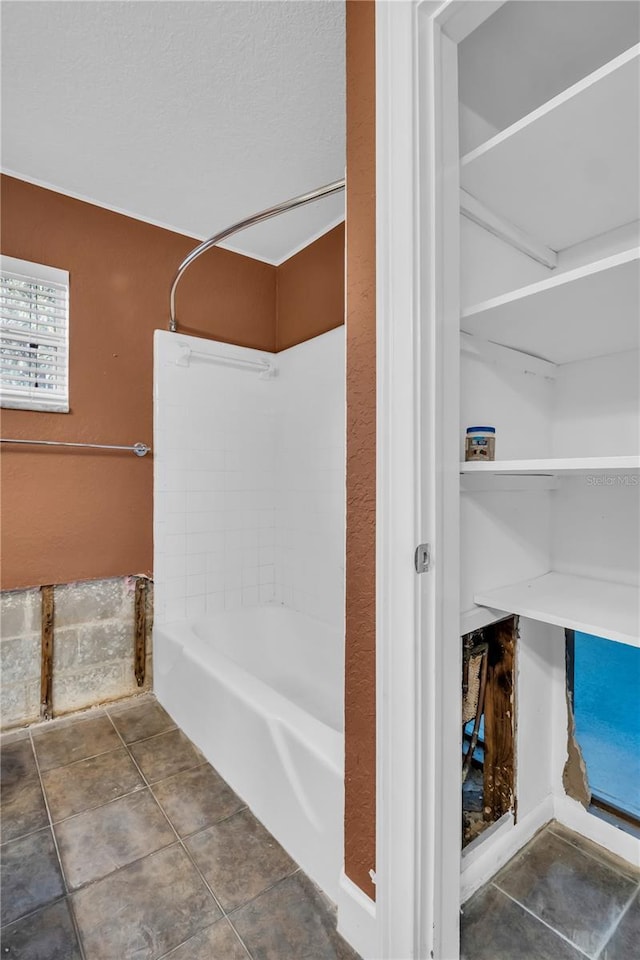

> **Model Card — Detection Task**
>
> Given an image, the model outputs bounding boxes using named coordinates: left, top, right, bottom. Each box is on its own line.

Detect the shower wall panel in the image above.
left=275, top=329, right=345, bottom=629
left=154, top=336, right=278, bottom=624
left=154, top=328, right=345, bottom=629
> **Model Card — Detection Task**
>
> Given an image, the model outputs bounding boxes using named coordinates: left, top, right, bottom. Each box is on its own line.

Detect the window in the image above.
left=0, top=255, right=69, bottom=412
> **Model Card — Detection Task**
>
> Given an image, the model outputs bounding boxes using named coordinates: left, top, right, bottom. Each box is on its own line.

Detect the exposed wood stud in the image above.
left=483, top=617, right=516, bottom=822
left=134, top=577, right=147, bottom=687
left=40, top=585, right=55, bottom=720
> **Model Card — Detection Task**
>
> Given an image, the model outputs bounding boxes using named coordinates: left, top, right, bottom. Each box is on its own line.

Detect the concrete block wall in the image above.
left=0, top=576, right=153, bottom=730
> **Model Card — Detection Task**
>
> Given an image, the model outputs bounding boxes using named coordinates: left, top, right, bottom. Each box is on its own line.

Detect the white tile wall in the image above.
left=154, top=329, right=345, bottom=630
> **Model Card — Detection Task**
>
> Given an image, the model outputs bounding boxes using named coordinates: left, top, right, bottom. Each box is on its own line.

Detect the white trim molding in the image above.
left=375, top=1, right=422, bottom=957
left=375, top=3, right=503, bottom=958
left=337, top=871, right=379, bottom=960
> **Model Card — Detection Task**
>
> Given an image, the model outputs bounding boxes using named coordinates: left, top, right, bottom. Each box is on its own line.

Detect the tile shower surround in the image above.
left=154, top=328, right=345, bottom=629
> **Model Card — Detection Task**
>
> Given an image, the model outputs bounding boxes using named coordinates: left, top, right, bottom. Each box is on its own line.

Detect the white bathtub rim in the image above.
left=155, top=620, right=343, bottom=777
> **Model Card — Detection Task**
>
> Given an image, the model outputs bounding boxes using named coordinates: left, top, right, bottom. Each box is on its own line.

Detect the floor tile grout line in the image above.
left=593, top=882, right=640, bottom=959
left=549, top=824, right=640, bottom=884
left=112, top=722, right=180, bottom=750
left=106, top=708, right=265, bottom=960
left=26, top=729, right=88, bottom=960
left=154, top=916, right=254, bottom=960
left=27, top=730, right=70, bottom=894
left=0, top=821, right=55, bottom=848
left=48, top=781, right=148, bottom=827
left=490, top=882, right=593, bottom=960
left=225, top=865, right=303, bottom=921
left=0, top=893, right=69, bottom=933
left=33, top=741, right=126, bottom=775
left=105, top=710, right=231, bottom=921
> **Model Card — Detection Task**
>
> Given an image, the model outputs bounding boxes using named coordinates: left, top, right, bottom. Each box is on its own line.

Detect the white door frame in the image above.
left=375, top=4, right=504, bottom=958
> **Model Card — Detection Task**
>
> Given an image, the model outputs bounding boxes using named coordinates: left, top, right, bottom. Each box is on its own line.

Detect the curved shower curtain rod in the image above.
left=168, top=178, right=346, bottom=333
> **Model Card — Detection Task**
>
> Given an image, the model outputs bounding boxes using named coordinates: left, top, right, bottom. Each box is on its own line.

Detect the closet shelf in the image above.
left=460, top=44, right=640, bottom=251
left=474, top=572, right=639, bottom=648
left=460, top=456, right=640, bottom=477
left=461, top=248, right=639, bottom=364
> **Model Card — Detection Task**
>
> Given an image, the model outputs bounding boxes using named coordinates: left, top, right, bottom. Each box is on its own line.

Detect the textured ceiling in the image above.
left=1, top=0, right=345, bottom=264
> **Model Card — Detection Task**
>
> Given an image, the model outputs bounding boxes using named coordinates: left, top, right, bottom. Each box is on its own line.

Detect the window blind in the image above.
left=0, top=256, right=69, bottom=412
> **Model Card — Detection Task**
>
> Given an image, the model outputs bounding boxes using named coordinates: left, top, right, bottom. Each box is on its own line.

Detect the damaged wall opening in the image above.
left=567, top=629, right=640, bottom=829
left=462, top=616, right=516, bottom=848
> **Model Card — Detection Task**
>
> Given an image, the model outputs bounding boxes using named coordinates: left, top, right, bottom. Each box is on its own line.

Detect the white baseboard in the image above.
left=553, top=795, right=640, bottom=867
left=460, top=796, right=554, bottom=902
left=337, top=871, right=379, bottom=959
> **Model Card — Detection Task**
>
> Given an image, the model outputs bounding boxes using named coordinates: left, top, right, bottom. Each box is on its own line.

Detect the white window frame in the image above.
left=0, top=254, right=70, bottom=412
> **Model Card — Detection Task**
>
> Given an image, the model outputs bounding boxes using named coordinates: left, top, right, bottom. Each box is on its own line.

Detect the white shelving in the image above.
left=461, top=248, right=639, bottom=364
left=474, top=572, right=640, bottom=647
left=461, top=45, right=640, bottom=250
left=460, top=456, right=640, bottom=477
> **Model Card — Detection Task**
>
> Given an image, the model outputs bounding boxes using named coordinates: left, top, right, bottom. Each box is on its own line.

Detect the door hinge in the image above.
left=414, top=542, right=431, bottom=573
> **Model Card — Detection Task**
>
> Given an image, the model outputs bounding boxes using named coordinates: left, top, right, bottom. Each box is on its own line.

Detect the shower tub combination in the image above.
left=154, top=605, right=344, bottom=900
left=154, top=180, right=347, bottom=904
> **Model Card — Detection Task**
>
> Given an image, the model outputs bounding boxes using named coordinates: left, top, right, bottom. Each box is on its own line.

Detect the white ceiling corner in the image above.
left=1, top=0, right=346, bottom=264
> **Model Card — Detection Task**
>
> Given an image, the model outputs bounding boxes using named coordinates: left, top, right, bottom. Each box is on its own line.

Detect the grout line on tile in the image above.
left=225, top=865, right=303, bottom=921
left=33, top=741, right=125, bottom=774
left=0, top=893, right=69, bottom=934
left=48, top=781, right=149, bottom=826
left=155, top=917, right=254, bottom=960
left=152, top=799, right=250, bottom=842
left=593, top=883, right=640, bottom=959
left=105, top=709, right=228, bottom=919
left=490, top=883, right=593, bottom=960
left=27, top=731, right=88, bottom=960
left=224, top=916, right=256, bottom=960
left=549, top=824, right=640, bottom=883
left=146, top=757, right=210, bottom=788
left=114, top=723, right=182, bottom=750
left=27, top=732, right=70, bottom=894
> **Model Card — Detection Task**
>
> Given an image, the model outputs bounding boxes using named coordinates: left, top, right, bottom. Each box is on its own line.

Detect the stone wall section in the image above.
left=0, top=576, right=153, bottom=729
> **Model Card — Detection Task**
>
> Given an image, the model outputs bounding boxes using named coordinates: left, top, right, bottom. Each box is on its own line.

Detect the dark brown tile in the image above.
left=495, top=830, right=637, bottom=956
left=152, top=763, right=244, bottom=837
left=129, top=728, right=204, bottom=783
left=548, top=822, right=640, bottom=883
left=1, top=737, right=37, bottom=783
left=72, top=842, right=222, bottom=960
left=42, top=747, right=144, bottom=821
left=460, top=884, right=586, bottom=960
left=1, top=828, right=65, bottom=925
left=0, top=774, right=48, bottom=843
left=0, top=898, right=82, bottom=959
left=232, top=872, right=360, bottom=960
left=55, top=789, right=175, bottom=889
left=185, top=808, right=296, bottom=912
left=32, top=713, right=120, bottom=772
left=0, top=739, right=48, bottom=842
left=108, top=697, right=176, bottom=744
left=600, top=889, right=640, bottom=960
left=163, top=918, right=249, bottom=959
left=0, top=728, right=30, bottom=745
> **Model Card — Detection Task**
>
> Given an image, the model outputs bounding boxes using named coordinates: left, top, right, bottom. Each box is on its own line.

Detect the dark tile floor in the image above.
left=461, top=821, right=640, bottom=960
left=0, top=694, right=360, bottom=960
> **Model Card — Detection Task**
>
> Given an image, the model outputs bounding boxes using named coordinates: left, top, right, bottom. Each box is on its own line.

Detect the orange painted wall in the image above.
left=276, top=223, right=345, bottom=351
left=344, top=0, right=377, bottom=899
left=1, top=175, right=345, bottom=591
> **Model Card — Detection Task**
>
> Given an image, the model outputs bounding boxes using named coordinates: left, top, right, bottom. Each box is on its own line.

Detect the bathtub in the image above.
left=154, top=605, right=344, bottom=901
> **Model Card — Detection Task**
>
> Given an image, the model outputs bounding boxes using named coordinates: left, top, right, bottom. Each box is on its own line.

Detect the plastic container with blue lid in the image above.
left=465, top=426, right=495, bottom=461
